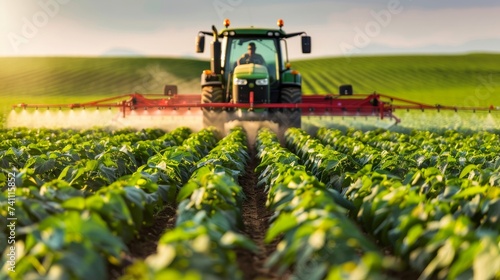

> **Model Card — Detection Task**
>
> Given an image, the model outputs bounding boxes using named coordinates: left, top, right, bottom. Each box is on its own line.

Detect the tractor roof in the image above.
left=219, top=27, right=286, bottom=38
left=199, top=19, right=306, bottom=39
left=199, top=27, right=305, bottom=39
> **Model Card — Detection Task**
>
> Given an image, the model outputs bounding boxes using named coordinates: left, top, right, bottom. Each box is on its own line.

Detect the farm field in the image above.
left=1, top=53, right=500, bottom=279
left=297, top=54, right=500, bottom=108
left=0, top=56, right=206, bottom=121
left=2, top=53, right=500, bottom=120
left=1, top=125, right=500, bottom=279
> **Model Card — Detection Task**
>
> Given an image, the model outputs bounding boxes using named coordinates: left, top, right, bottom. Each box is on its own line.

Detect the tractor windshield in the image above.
left=223, top=37, right=280, bottom=85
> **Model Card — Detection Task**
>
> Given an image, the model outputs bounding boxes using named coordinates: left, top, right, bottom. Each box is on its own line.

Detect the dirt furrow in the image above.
left=108, top=204, right=177, bottom=279
left=237, top=146, right=287, bottom=280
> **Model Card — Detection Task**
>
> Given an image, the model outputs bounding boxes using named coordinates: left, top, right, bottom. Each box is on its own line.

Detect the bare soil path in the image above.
left=236, top=146, right=287, bottom=280
left=108, top=204, right=177, bottom=279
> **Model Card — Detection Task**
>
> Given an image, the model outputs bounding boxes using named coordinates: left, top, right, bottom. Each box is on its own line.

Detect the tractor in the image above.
left=195, top=19, right=311, bottom=133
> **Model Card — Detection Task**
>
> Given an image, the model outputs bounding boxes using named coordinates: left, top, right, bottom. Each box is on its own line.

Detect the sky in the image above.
left=1, top=0, right=500, bottom=59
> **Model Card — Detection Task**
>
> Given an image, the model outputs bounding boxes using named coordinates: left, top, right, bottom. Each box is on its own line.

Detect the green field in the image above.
left=1, top=54, right=500, bottom=126
left=296, top=53, right=500, bottom=107
left=0, top=57, right=206, bottom=117
left=2, top=55, right=500, bottom=279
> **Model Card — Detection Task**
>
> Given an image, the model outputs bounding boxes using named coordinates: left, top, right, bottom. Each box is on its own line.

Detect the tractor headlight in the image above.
left=255, top=78, right=268, bottom=86
left=234, top=78, right=247, bottom=85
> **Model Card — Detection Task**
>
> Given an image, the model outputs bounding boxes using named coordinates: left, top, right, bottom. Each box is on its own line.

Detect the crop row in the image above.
left=0, top=127, right=192, bottom=189
left=317, top=128, right=500, bottom=180
left=285, top=127, right=500, bottom=279
left=124, top=127, right=255, bottom=279
left=255, top=128, right=392, bottom=279
left=0, top=127, right=219, bottom=279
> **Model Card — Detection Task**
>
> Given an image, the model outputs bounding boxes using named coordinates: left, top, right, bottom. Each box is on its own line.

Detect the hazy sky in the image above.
left=1, top=0, right=500, bottom=58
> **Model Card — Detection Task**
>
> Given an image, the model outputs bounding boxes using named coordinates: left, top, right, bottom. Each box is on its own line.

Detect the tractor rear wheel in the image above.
left=202, top=86, right=225, bottom=131
left=278, top=87, right=302, bottom=131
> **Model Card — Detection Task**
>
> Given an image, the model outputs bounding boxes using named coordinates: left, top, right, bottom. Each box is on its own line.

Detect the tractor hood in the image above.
left=233, top=64, right=268, bottom=80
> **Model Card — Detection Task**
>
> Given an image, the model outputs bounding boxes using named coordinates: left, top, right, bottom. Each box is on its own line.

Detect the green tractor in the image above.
left=196, top=19, right=311, bottom=134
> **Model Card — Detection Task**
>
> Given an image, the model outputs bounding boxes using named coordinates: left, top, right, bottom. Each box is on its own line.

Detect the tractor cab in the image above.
left=196, top=19, right=311, bottom=130
left=223, top=37, right=280, bottom=88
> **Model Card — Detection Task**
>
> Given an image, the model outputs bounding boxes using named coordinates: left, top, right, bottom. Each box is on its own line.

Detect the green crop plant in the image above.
left=125, top=127, right=256, bottom=279
left=0, top=127, right=220, bottom=279
left=255, top=128, right=393, bottom=280
left=285, top=126, right=500, bottom=279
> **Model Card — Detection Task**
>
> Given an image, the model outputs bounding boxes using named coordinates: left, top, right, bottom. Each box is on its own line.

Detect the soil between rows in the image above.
left=108, top=205, right=177, bottom=279
left=236, top=146, right=288, bottom=280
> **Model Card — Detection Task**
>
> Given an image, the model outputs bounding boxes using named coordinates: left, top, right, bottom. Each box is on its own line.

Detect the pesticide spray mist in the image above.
left=6, top=108, right=282, bottom=146
left=6, top=108, right=205, bottom=132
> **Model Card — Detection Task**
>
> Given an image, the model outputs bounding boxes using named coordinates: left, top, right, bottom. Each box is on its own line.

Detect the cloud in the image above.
left=321, top=5, right=500, bottom=56
left=1, top=0, right=500, bottom=57
left=406, top=0, right=500, bottom=9
left=375, top=7, right=500, bottom=47
left=11, top=16, right=202, bottom=57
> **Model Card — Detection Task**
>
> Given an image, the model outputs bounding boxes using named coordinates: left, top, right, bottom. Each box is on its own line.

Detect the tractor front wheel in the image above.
left=201, top=85, right=225, bottom=131
left=278, top=87, right=302, bottom=131
left=201, top=85, right=224, bottom=104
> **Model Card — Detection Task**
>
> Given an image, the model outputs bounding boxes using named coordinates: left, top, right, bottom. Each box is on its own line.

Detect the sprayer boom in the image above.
left=12, top=92, right=499, bottom=118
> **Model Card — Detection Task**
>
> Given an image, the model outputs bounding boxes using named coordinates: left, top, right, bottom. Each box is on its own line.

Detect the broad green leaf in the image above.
left=453, top=186, right=488, bottom=199
left=98, top=164, right=116, bottom=183
left=177, top=181, right=200, bottom=202
left=123, top=187, right=146, bottom=210
left=61, top=197, right=86, bottom=211
left=459, top=164, right=478, bottom=179
left=220, top=231, right=258, bottom=252
left=57, top=242, right=107, bottom=280
left=421, top=239, right=455, bottom=279
left=265, top=213, right=298, bottom=243
left=448, top=242, right=479, bottom=280
left=156, top=184, right=176, bottom=203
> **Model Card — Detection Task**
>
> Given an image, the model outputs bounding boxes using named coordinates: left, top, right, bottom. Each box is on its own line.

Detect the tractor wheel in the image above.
left=201, top=85, right=224, bottom=104
left=278, top=87, right=302, bottom=131
left=201, top=86, right=225, bottom=131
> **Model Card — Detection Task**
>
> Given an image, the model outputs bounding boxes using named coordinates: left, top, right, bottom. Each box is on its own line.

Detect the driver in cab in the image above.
left=238, top=42, right=266, bottom=65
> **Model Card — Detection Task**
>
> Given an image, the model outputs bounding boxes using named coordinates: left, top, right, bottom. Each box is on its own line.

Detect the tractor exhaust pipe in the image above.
left=210, top=25, right=222, bottom=75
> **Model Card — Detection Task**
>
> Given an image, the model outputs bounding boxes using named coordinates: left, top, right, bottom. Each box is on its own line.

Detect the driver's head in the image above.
left=248, top=42, right=256, bottom=54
